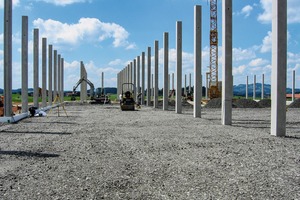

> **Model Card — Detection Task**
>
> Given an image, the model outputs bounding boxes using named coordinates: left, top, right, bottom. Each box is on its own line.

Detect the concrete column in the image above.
left=184, top=74, right=187, bottom=97
left=172, top=73, right=174, bottom=90
left=137, top=56, right=141, bottom=96
left=48, top=45, right=53, bottom=105
left=168, top=74, right=171, bottom=94
left=102, top=72, right=104, bottom=95
left=53, top=50, right=57, bottom=99
left=262, top=74, right=264, bottom=99
left=246, top=75, right=248, bottom=99
left=189, top=73, right=192, bottom=94
left=141, top=52, right=145, bottom=105
left=151, top=74, right=154, bottom=98
left=133, top=59, right=136, bottom=101
left=253, top=75, right=256, bottom=100
left=80, top=61, right=84, bottom=101
left=147, top=47, right=151, bottom=106
left=58, top=54, right=61, bottom=100
left=194, top=5, right=202, bottom=118
left=163, top=33, right=169, bottom=111
left=33, top=29, right=39, bottom=108
left=271, top=0, right=287, bottom=137
left=60, top=58, right=65, bottom=102
left=176, top=21, right=182, bottom=114
left=206, top=72, right=209, bottom=99
left=221, top=0, right=233, bottom=125
left=292, top=70, right=295, bottom=102
left=21, top=16, right=28, bottom=113
left=42, top=38, right=47, bottom=108
left=154, top=40, right=159, bottom=108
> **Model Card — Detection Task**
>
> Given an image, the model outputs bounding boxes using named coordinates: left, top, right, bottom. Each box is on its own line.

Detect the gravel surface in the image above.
left=288, top=98, right=300, bottom=108
left=0, top=102, right=299, bottom=199
left=233, top=99, right=260, bottom=108
left=258, top=99, right=272, bottom=108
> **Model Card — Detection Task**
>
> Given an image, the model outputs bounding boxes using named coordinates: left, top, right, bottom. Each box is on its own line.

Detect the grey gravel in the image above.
left=0, top=103, right=299, bottom=199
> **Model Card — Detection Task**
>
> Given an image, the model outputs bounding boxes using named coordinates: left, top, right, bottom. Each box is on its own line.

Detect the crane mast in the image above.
left=208, top=0, right=220, bottom=99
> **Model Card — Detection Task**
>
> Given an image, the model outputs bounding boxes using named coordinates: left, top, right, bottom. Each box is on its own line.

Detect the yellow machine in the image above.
left=120, top=83, right=135, bottom=111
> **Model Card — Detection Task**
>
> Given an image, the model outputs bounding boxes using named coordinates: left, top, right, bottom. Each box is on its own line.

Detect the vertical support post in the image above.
left=154, top=40, right=159, bottom=108
left=262, top=74, right=264, bottom=99
left=33, top=29, right=39, bottom=108
left=163, top=32, right=169, bottom=111
left=53, top=50, right=57, bottom=99
left=48, top=45, right=53, bottom=105
left=221, top=0, right=233, bottom=125
left=133, top=59, right=136, bottom=101
left=271, top=0, right=287, bottom=137
left=253, top=75, right=256, bottom=100
left=246, top=75, right=248, bottom=99
left=189, top=73, right=192, bottom=94
left=61, top=58, right=64, bottom=101
left=184, top=74, right=187, bottom=97
left=151, top=74, right=154, bottom=98
left=172, top=73, right=174, bottom=90
left=102, top=72, right=104, bottom=95
left=21, top=16, right=28, bottom=113
left=80, top=61, right=84, bottom=101
left=58, top=54, right=61, bottom=100
left=147, top=47, right=151, bottom=106
left=292, top=70, right=295, bottom=102
left=137, top=56, right=141, bottom=97
left=176, top=21, right=182, bottom=114
left=42, top=38, right=47, bottom=108
left=168, top=74, right=171, bottom=93
left=141, top=52, right=145, bottom=105
left=194, top=5, right=202, bottom=118
left=206, top=72, right=209, bottom=99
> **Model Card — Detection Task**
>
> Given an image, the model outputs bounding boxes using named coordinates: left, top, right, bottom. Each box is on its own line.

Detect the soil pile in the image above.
left=288, top=98, right=300, bottom=108
left=234, top=99, right=260, bottom=108
left=258, top=99, right=271, bottom=108
left=205, top=98, right=222, bottom=108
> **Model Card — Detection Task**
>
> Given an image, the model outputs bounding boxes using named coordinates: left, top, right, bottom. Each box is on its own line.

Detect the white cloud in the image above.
left=0, top=34, right=3, bottom=44
left=249, top=58, right=268, bottom=67
left=108, top=59, right=124, bottom=66
left=233, top=65, right=246, bottom=75
left=35, top=0, right=91, bottom=6
left=33, top=18, right=135, bottom=49
left=258, top=0, right=300, bottom=24
left=241, top=5, right=253, bottom=18
left=233, top=47, right=256, bottom=61
left=260, top=31, right=272, bottom=53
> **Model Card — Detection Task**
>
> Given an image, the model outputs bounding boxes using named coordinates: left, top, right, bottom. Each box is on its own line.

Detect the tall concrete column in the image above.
left=141, top=52, right=145, bottom=105
left=154, top=40, right=159, bottom=108
left=102, top=72, right=104, bottom=95
left=253, top=75, right=256, bottom=100
left=246, top=75, right=248, bottom=99
left=221, top=0, right=233, bottom=125
left=176, top=21, right=182, bottom=114
left=172, top=73, right=174, bottom=90
left=206, top=72, right=209, bottom=99
left=48, top=45, right=53, bottom=105
left=21, top=16, right=28, bottom=113
left=184, top=74, right=187, bottom=97
left=42, top=38, right=47, bottom=108
left=33, top=29, right=39, bottom=108
left=189, top=73, right=192, bottom=94
left=151, top=74, right=154, bottom=98
left=292, top=70, right=295, bottom=102
left=194, top=5, right=202, bottom=118
left=262, top=74, right=264, bottom=99
left=133, top=59, right=136, bottom=101
left=137, top=56, right=141, bottom=97
left=168, top=74, right=171, bottom=93
left=58, top=54, right=61, bottom=100
left=147, top=47, right=151, bottom=106
left=80, top=61, right=85, bottom=101
left=271, top=0, right=287, bottom=137
left=61, top=58, right=64, bottom=101
left=53, top=50, right=57, bottom=99
left=163, top=32, right=169, bottom=111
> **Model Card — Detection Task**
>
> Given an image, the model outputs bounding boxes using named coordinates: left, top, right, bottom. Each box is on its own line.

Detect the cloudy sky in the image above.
left=0, top=0, right=299, bottom=90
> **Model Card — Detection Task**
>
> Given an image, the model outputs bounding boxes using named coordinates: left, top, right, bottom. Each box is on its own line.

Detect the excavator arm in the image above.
left=73, top=77, right=95, bottom=98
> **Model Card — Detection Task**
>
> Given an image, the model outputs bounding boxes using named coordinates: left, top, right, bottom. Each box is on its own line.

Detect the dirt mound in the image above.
left=258, top=99, right=271, bottom=108
left=205, top=98, right=222, bottom=108
left=288, top=98, right=300, bottom=108
left=233, top=99, right=260, bottom=108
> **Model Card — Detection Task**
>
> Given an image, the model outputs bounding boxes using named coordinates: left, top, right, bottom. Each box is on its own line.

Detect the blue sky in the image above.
left=0, top=0, right=300, bottom=90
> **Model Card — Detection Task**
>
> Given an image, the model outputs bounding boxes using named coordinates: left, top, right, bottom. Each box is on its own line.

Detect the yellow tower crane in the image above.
left=208, top=0, right=221, bottom=99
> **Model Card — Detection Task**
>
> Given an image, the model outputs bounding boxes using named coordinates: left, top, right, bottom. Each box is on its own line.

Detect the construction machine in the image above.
left=120, top=83, right=135, bottom=111
left=72, top=77, right=95, bottom=100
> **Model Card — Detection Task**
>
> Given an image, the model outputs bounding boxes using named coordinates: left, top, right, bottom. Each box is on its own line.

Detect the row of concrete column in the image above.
left=117, top=1, right=288, bottom=137
left=117, top=5, right=203, bottom=117
left=3, top=0, right=65, bottom=122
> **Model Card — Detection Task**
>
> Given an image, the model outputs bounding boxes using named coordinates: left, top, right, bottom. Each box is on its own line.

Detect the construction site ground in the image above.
left=0, top=102, right=299, bottom=199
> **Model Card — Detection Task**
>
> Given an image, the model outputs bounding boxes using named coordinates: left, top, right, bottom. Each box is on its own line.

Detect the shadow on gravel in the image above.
left=0, top=150, right=59, bottom=158
left=23, top=121, right=77, bottom=125
left=0, top=130, right=72, bottom=135
left=285, top=135, right=300, bottom=139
